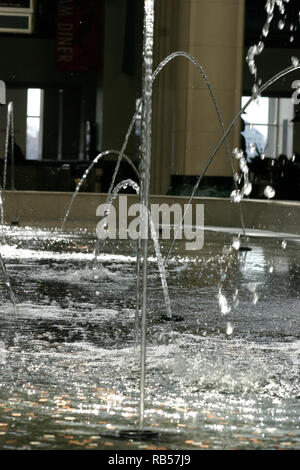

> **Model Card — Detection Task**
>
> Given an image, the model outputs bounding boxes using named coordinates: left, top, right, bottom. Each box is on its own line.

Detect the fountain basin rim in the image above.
left=2, top=191, right=300, bottom=238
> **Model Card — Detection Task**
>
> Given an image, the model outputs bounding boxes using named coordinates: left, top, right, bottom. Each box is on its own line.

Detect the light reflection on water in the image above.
left=0, top=227, right=299, bottom=450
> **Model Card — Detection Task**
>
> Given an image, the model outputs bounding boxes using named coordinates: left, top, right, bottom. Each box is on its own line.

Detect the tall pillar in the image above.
left=152, top=0, right=245, bottom=194
left=152, top=0, right=179, bottom=194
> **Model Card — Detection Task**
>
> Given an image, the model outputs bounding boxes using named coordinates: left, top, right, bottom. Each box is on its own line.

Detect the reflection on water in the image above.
left=0, top=227, right=299, bottom=450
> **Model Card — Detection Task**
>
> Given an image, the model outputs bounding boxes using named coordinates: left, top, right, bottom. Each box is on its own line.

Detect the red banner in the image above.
left=56, top=0, right=101, bottom=72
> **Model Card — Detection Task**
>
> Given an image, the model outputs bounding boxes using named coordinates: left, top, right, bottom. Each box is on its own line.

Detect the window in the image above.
left=26, top=88, right=44, bottom=160
left=241, top=96, right=294, bottom=162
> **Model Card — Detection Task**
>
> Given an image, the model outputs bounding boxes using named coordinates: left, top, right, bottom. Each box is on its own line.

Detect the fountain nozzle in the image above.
left=161, top=315, right=184, bottom=322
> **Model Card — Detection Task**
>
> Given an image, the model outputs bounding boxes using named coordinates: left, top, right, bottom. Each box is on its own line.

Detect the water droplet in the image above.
left=233, top=289, right=239, bottom=300
left=252, top=84, right=259, bottom=96
left=232, top=147, right=243, bottom=160
left=260, top=153, right=266, bottom=160
left=277, top=0, right=285, bottom=14
left=269, top=266, right=274, bottom=273
left=264, top=185, right=276, bottom=199
left=218, top=292, right=231, bottom=315
left=233, top=172, right=240, bottom=182
left=253, top=292, right=259, bottom=305
left=258, top=41, right=264, bottom=53
left=226, top=322, right=234, bottom=336
left=290, top=35, right=294, bottom=42
left=278, top=20, right=285, bottom=30
left=222, top=245, right=232, bottom=256
left=239, top=157, right=249, bottom=174
left=233, top=289, right=239, bottom=307
left=262, top=22, right=270, bottom=37
left=243, top=182, right=252, bottom=196
left=230, top=189, right=242, bottom=203
left=232, top=238, right=240, bottom=250
left=249, top=142, right=256, bottom=154
left=292, top=56, right=299, bottom=67
left=281, top=240, right=287, bottom=249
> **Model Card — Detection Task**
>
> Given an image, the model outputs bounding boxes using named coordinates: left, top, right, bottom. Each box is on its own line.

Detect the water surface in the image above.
left=0, top=227, right=299, bottom=450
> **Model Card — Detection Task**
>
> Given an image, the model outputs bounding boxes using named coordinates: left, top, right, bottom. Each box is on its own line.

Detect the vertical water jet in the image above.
left=138, top=0, right=155, bottom=431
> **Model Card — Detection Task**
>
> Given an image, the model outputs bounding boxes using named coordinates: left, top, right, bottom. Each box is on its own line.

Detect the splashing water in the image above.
left=1, top=101, right=15, bottom=225
left=165, top=62, right=300, bottom=265
left=232, top=237, right=241, bottom=251
left=246, top=41, right=264, bottom=79
left=218, top=289, right=231, bottom=315
left=61, top=150, right=139, bottom=231
left=3, top=102, right=14, bottom=194
left=230, top=149, right=252, bottom=202
left=95, top=50, right=248, bottom=260
left=226, top=322, right=234, bottom=336
left=0, top=251, right=18, bottom=314
left=93, top=178, right=173, bottom=354
left=0, top=2, right=299, bottom=448
left=0, top=340, right=6, bottom=365
left=0, top=1, right=293, bottom=456
left=149, top=217, right=172, bottom=319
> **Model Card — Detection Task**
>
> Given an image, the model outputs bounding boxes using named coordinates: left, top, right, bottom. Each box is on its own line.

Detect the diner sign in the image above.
left=56, top=0, right=101, bottom=72
left=0, top=1, right=32, bottom=8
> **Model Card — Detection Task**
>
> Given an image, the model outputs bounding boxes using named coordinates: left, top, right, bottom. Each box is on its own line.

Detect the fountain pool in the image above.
left=0, top=225, right=299, bottom=450
left=0, top=0, right=299, bottom=453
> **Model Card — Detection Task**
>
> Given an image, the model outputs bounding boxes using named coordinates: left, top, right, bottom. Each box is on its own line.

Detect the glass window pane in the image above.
left=242, top=96, right=270, bottom=160
left=27, top=88, right=41, bottom=117
left=242, top=96, right=269, bottom=125
left=26, top=117, right=40, bottom=159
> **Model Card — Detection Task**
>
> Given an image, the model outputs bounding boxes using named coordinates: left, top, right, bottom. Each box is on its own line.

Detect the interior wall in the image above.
left=99, top=0, right=143, bottom=158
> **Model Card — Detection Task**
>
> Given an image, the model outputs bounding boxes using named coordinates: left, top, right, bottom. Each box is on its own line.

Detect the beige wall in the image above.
left=152, top=0, right=245, bottom=193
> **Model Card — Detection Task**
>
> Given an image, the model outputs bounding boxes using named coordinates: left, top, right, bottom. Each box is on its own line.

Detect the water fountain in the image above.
left=0, top=0, right=300, bottom=451
left=3, top=102, right=15, bottom=194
